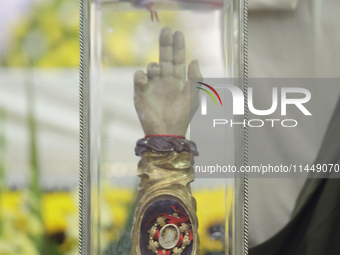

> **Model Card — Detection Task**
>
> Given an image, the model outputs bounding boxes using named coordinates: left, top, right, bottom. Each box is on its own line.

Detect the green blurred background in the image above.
left=1, top=1, right=80, bottom=254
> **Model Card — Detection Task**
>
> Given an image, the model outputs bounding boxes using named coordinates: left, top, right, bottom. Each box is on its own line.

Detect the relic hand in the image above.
left=134, top=27, right=202, bottom=136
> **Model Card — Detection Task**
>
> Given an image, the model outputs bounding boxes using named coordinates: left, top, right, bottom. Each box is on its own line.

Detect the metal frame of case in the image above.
left=78, top=0, right=249, bottom=254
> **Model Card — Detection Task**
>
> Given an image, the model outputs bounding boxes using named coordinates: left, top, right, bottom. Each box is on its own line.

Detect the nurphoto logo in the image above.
left=196, top=82, right=312, bottom=128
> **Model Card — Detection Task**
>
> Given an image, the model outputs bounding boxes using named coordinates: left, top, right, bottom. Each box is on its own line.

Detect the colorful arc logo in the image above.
left=196, top=82, right=223, bottom=106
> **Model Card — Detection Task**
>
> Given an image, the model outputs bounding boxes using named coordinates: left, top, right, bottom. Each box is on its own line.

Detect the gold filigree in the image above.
left=179, top=223, right=190, bottom=233
left=182, top=234, right=191, bottom=246
left=156, top=216, right=167, bottom=227
left=172, top=247, right=183, bottom=255
left=148, top=240, right=160, bottom=254
left=148, top=225, right=158, bottom=236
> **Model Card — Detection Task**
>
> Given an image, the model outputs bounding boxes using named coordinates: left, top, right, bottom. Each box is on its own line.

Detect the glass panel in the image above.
left=87, top=0, right=243, bottom=254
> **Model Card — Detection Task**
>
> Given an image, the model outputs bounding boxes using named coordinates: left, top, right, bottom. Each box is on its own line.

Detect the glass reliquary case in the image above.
left=79, top=0, right=249, bottom=254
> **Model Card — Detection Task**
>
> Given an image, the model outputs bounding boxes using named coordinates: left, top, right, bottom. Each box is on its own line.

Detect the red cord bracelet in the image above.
left=145, top=134, right=185, bottom=139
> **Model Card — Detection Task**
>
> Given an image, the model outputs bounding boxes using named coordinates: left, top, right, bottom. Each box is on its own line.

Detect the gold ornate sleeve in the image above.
left=131, top=137, right=199, bottom=255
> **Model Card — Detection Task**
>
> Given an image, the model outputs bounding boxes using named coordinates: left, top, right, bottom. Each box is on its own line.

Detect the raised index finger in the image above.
left=173, top=31, right=185, bottom=79
left=159, top=27, right=173, bottom=77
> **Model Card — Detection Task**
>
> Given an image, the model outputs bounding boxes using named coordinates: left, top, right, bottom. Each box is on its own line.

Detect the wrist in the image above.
left=145, top=134, right=185, bottom=139
left=135, top=136, right=199, bottom=157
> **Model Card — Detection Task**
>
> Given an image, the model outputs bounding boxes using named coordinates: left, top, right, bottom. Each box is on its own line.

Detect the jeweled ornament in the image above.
left=147, top=205, right=193, bottom=255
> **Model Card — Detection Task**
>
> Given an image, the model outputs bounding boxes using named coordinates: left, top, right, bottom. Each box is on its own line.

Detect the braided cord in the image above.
left=241, top=0, right=249, bottom=254
left=79, top=0, right=89, bottom=254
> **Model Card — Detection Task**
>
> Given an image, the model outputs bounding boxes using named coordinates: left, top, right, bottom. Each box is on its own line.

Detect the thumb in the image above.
left=186, top=60, right=202, bottom=115
left=188, top=60, right=202, bottom=80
